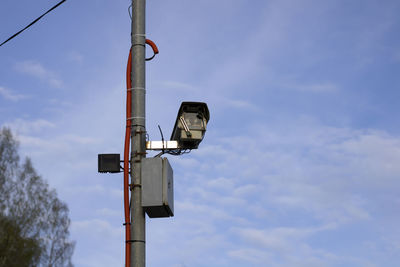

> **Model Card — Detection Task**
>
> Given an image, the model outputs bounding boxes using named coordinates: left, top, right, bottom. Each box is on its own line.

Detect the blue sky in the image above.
left=1, top=0, right=400, bottom=266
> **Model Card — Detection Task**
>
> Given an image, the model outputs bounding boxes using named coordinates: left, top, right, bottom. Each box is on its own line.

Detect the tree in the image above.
left=0, top=127, right=75, bottom=266
left=0, top=214, right=41, bottom=266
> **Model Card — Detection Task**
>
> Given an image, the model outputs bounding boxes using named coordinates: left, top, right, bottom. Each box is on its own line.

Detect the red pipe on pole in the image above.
left=124, top=48, right=133, bottom=266
left=124, top=39, right=158, bottom=266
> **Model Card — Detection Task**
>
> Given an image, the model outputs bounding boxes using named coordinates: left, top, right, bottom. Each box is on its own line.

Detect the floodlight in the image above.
left=98, top=154, right=121, bottom=173
left=170, top=102, right=210, bottom=149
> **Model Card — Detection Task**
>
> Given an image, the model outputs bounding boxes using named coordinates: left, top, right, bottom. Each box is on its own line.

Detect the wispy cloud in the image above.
left=65, top=185, right=122, bottom=198
left=2, top=0, right=400, bottom=266
left=235, top=226, right=326, bottom=252
left=0, top=86, right=29, bottom=101
left=157, top=80, right=198, bottom=93
left=296, top=82, right=339, bottom=93
left=67, top=51, right=84, bottom=64
left=95, top=208, right=121, bottom=217
left=14, top=61, right=63, bottom=88
left=71, top=219, right=124, bottom=267
left=276, top=81, right=339, bottom=93
left=224, top=98, right=262, bottom=112
left=179, top=120, right=400, bottom=265
left=4, top=118, right=55, bottom=134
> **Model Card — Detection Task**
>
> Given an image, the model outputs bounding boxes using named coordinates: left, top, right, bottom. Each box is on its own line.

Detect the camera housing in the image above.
left=170, top=102, right=210, bottom=149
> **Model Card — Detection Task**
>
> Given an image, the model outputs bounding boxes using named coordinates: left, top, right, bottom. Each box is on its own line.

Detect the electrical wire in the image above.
left=128, top=4, right=132, bottom=19
left=157, top=148, right=192, bottom=157
left=0, top=0, right=67, bottom=47
left=158, top=125, right=165, bottom=155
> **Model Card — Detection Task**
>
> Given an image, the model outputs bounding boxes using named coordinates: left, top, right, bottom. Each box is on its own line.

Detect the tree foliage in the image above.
left=0, top=128, right=75, bottom=266
left=0, top=214, right=41, bottom=266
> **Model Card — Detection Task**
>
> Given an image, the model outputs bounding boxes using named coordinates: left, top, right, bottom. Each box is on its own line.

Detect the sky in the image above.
left=1, top=0, right=400, bottom=266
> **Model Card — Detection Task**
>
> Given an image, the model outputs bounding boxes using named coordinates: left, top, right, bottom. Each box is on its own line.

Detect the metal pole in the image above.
left=130, top=0, right=146, bottom=266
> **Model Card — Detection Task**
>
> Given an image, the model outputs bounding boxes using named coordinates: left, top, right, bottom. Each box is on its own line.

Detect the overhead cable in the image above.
left=0, top=0, right=67, bottom=47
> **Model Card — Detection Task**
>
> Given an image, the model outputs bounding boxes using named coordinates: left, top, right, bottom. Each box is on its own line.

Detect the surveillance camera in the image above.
left=170, top=102, right=210, bottom=149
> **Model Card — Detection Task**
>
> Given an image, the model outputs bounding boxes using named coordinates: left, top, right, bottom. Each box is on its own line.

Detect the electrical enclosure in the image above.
left=98, top=154, right=121, bottom=173
left=141, top=157, right=174, bottom=218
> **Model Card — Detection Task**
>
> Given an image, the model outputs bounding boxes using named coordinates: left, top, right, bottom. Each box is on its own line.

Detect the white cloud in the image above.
left=67, top=51, right=84, bottom=63
left=71, top=219, right=124, bottom=267
left=295, top=82, right=339, bottom=93
left=233, top=184, right=260, bottom=196
left=228, top=248, right=273, bottom=265
left=2, top=1, right=400, bottom=266
left=14, top=61, right=63, bottom=88
left=66, top=184, right=106, bottom=195
left=0, top=86, right=28, bottom=101
left=95, top=208, right=121, bottom=217
left=236, top=227, right=311, bottom=252
left=8, top=110, right=397, bottom=266
left=224, top=98, right=262, bottom=112
left=170, top=120, right=400, bottom=265
left=158, top=80, right=197, bottom=93
left=4, top=118, right=55, bottom=134
left=206, top=177, right=235, bottom=190
left=15, top=132, right=100, bottom=152
left=230, top=224, right=355, bottom=266
left=16, top=134, right=100, bottom=158
left=71, top=218, right=122, bottom=237
left=65, top=185, right=122, bottom=198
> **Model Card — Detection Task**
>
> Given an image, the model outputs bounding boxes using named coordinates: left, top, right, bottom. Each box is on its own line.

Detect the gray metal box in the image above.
left=141, top=157, right=174, bottom=218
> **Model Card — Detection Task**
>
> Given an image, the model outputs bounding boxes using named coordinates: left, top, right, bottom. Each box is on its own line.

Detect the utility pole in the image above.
left=99, top=2, right=209, bottom=266
left=130, top=0, right=146, bottom=266
left=96, top=1, right=209, bottom=266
